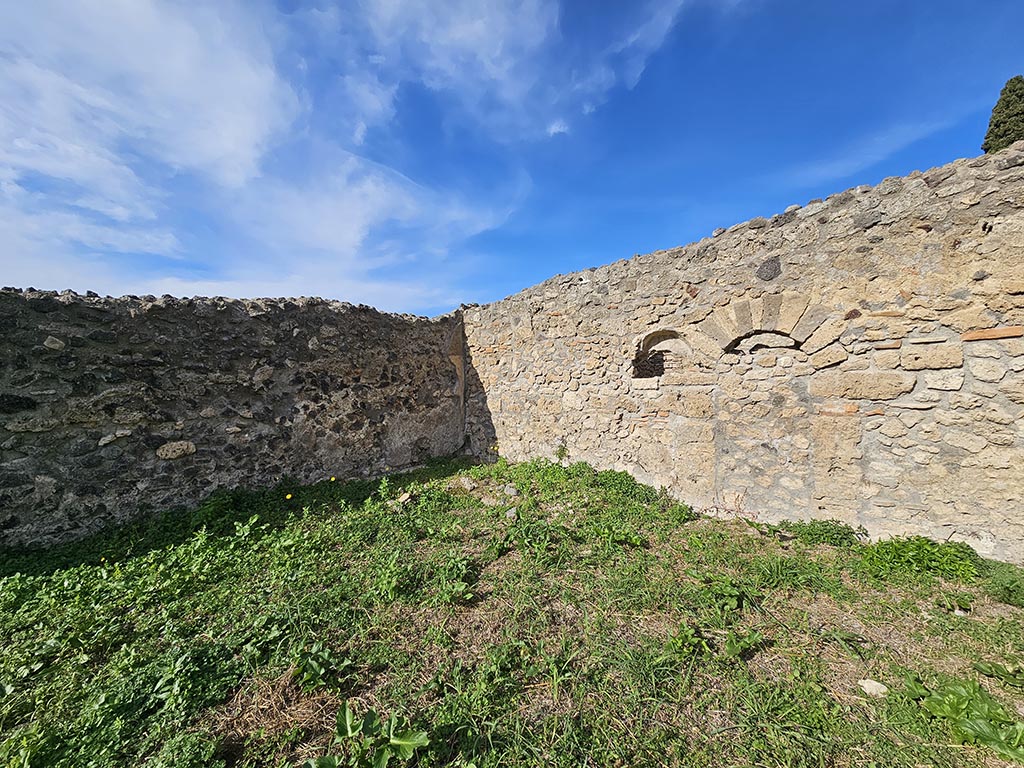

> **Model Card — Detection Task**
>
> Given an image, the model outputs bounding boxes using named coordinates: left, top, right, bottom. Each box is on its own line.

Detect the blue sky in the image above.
left=1, top=0, right=1022, bottom=315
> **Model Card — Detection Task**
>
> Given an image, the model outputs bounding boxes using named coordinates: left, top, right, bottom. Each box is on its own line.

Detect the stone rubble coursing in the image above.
left=0, top=296, right=465, bottom=547
left=464, top=141, right=1024, bottom=564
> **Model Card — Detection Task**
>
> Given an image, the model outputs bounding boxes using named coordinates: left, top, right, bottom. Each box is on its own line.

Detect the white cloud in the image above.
left=778, top=118, right=957, bottom=189
left=547, top=120, right=570, bottom=136
left=609, top=0, right=687, bottom=88
left=210, top=147, right=515, bottom=309
left=0, top=0, right=298, bottom=187
left=340, top=72, right=398, bottom=145
left=325, top=0, right=689, bottom=142
left=0, top=0, right=690, bottom=312
left=0, top=0, right=298, bottom=271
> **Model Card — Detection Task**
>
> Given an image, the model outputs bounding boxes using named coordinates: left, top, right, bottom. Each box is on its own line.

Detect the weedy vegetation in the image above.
left=2, top=457, right=1024, bottom=766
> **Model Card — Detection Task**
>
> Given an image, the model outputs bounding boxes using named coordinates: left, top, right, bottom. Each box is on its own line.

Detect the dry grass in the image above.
left=209, top=669, right=343, bottom=767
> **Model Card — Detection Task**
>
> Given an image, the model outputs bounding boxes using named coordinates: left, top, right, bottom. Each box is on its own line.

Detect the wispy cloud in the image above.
left=0, top=0, right=297, bottom=258
left=314, top=0, right=690, bottom=143
left=0, top=0, right=688, bottom=312
left=776, top=117, right=960, bottom=189
left=608, top=0, right=687, bottom=88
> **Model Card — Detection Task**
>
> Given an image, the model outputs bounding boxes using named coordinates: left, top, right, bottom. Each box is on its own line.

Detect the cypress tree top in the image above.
left=983, top=75, right=1024, bottom=153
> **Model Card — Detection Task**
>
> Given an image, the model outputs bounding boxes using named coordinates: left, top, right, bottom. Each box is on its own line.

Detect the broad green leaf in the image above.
left=974, top=661, right=1000, bottom=677
left=954, top=717, right=1005, bottom=745
left=337, top=701, right=359, bottom=739
left=362, top=709, right=382, bottom=737
left=389, top=730, right=430, bottom=760
left=903, top=675, right=929, bottom=700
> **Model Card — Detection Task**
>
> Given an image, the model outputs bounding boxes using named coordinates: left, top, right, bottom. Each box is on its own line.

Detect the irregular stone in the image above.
left=156, top=441, right=196, bottom=460
left=944, top=306, right=996, bottom=333
left=857, top=679, right=888, bottom=698
left=965, top=342, right=1003, bottom=359
left=873, top=350, right=900, bottom=369
left=755, top=255, right=782, bottom=281
left=809, top=343, right=848, bottom=369
left=968, top=359, right=1006, bottom=382
left=683, top=328, right=726, bottom=362
left=878, top=418, right=908, bottom=438
left=923, top=370, right=965, bottom=391
left=853, top=210, right=883, bottom=230
left=5, top=417, right=60, bottom=432
left=252, top=365, right=275, bottom=388
left=942, top=431, right=987, bottom=453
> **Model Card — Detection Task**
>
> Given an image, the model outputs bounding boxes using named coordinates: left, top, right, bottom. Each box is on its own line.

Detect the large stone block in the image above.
left=802, top=317, right=848, bottom=354
left=760, top=293, right=783, bottom=330
left=900, top=344, right=963, bottom=370
left=790, top=304, right=831, bottom=342
left=809, top=371, right=917, bottom=400
left=775, top=292, right=810, bottom=334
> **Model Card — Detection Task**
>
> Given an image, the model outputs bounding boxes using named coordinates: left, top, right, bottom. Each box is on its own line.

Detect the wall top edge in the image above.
left=0, top=288, right=462, bottom=324
left=461, top=140, right=1024, bottom=313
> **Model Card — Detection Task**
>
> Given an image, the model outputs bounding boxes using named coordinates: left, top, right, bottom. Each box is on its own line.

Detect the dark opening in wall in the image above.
left=633, top=349, right=666, bottom=378
left=726, top=330, right=800, bottom=354
left=632, top=329, right=685, bottom=378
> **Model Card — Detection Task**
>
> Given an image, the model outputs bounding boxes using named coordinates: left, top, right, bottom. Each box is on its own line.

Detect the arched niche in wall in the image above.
left=632, top=329, right=693, bottom=378
left=684, top=292, right=843, bottom=365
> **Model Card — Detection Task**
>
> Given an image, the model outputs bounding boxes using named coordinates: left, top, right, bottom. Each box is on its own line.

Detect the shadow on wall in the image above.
left=0, top=458, right=477, bottom=579
left=461, top=333, right=498, bottom=461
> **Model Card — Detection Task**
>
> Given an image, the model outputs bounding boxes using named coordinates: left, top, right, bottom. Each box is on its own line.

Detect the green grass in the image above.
left=2, top=457, right=1024, bottom=767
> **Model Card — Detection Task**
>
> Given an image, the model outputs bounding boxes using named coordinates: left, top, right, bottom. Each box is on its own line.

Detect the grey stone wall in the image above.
left=463, top=142, right=1024, bottom=563
left=0, top=293, right=465, bottom=547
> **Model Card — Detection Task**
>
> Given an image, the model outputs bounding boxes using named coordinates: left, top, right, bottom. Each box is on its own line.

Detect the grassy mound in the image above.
left=1, top=458, right=1023, bottom=767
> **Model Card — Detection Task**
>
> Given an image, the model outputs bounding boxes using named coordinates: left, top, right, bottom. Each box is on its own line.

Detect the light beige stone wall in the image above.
left=463, top=142, right=1024, bottom=563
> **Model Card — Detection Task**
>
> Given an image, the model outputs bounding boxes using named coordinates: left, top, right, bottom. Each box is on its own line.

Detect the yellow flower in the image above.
left=330, top=476, right=336, bottom=482
left=285, top=493, right=293, bottom=500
